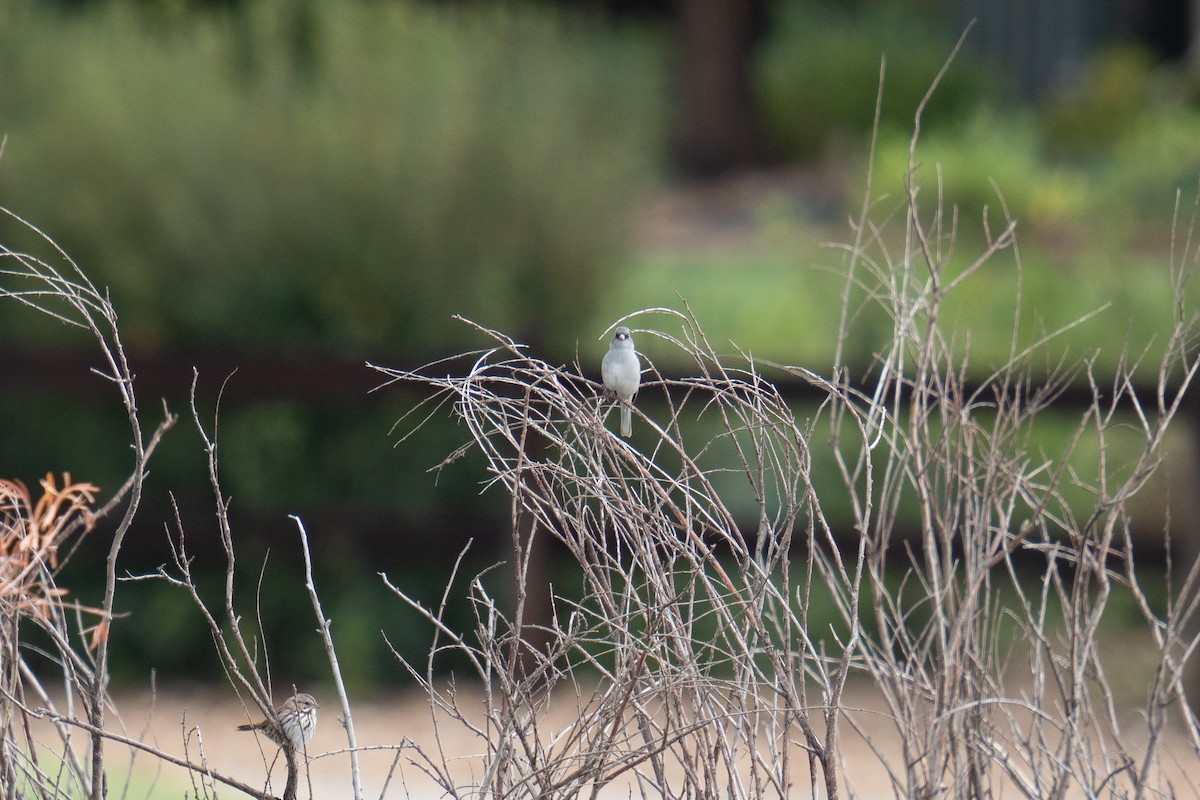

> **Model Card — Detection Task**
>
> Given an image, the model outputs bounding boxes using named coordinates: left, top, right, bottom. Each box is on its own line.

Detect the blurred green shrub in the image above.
left=860, top=37, right=1200, bottom=239
left=871, top=107, right=1093, bottom=232
left=754, top=1, right=993, bottom=160
left=1042, top=44, right=1156, bottom=157
left=868, top=96, right=1200, bottom=245
left=0, top=0, right=666, bottom=357
left=97, top=547, right=500, bottom=688
left=1102, top=105, right=1200, bottom=224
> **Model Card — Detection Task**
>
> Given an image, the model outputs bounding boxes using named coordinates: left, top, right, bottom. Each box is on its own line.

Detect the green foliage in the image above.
left=871, top=107, right=1095, bottom=232
left=754, top=1, right=993, bottom=160
left=93, top=546, right=501, bottom=688
left=1102, top=105, right=1200, bottom=223
left=1043, top=44, right=1157, bottom=156
left=0, top=0, right=666, bottom=357
left=869, top=97, right=1200, bottom=247
left=861, top=38, right=1200, bottom=242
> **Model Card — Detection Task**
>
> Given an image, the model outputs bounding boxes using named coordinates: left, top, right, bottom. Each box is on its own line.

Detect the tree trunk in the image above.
left=675, top=0, right=764, bottom=177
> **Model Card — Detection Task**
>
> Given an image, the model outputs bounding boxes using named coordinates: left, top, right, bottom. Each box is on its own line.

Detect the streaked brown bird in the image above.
left=236, top=693, right=320, bottom=749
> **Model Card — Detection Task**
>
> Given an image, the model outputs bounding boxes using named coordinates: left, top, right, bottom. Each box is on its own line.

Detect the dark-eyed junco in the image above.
left=602, top=326, right=640, bottom=437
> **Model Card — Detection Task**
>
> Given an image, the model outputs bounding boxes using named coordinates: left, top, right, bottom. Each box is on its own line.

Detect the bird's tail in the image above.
left=620, top=405, right=632, bottom=437
left=236, top=723, right=255, bottom=732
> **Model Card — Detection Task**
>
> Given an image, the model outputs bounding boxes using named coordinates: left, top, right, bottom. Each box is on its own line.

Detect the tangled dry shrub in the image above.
left=0, top=209, right=343, bottom=800
left=372, top=87, right=1200, bottom=796
left=0, top=474, right=99, bottom=619
left=375, top=236, right=1200, bottom=799
left=0, top=208, right=177, bottom=800
left=375, top=311, right=843, bottom=798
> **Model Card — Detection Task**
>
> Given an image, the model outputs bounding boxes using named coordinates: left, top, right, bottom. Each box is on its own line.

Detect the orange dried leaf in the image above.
left=0, top=472, right=100, bottom=618
left=88, top=620, right=109, bottom=651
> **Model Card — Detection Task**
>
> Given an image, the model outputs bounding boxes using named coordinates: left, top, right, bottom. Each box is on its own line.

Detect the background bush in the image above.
left=0, top=0, right=666, bottom=357
left=754, top=0, right=994, bottom=160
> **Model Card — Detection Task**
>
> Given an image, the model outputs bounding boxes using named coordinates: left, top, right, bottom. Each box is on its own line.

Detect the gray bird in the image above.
left=602, top=326, right=640, bottom=437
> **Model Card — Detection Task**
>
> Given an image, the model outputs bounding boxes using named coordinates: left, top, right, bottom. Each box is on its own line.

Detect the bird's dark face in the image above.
left=613, top=326, right=632, bottom=344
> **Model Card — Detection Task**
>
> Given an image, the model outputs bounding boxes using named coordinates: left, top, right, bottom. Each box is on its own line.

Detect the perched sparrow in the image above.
left=236, top=693, right=319, bottom=750
left=602, top=326, right=640, bottom=437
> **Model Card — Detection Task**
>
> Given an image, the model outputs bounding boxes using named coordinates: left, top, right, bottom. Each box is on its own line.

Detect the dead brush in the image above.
left=0, top=474, right=99, bottom=607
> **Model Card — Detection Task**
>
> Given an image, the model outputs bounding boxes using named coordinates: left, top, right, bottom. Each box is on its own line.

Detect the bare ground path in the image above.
left=42, top=677, right=1193, bottom=799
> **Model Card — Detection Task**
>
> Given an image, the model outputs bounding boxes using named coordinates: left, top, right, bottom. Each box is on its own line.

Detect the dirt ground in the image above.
left=33, top=677, right=1195, bottom=799
left=89, top=683, right=898, bottom=799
